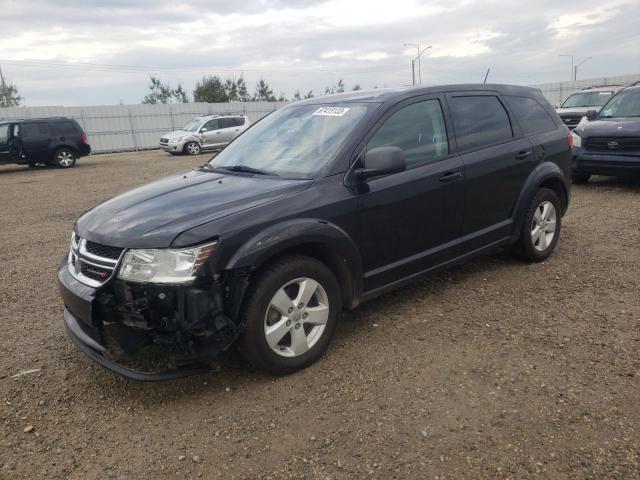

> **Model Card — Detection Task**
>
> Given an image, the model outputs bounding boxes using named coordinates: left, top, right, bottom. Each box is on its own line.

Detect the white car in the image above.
left=160, top=114, right=251, bottom=155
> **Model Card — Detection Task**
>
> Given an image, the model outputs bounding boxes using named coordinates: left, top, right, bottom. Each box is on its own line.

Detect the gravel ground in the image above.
left=1, top=150, right=639, bottom=480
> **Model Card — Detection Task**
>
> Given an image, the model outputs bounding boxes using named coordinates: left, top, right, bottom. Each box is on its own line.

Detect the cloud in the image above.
left=0, top=0, right=638, bottom=105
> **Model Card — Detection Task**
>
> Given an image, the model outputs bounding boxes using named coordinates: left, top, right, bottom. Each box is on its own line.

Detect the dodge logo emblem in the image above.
left=608, top=141, right=619, bottom=150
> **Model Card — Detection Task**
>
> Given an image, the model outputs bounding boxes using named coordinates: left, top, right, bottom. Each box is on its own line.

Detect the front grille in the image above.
left=85, top=240, right=124, bottom=260
left=560, top=115, right=582, bottom=127
left=585, top=137, right=640, bottom=151
left=68, top=236, right=124, bottom=287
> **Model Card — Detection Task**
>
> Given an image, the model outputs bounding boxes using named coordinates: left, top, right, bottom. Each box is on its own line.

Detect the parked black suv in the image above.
left=0, top=117, right=90, bottom=168
left=58, top=85, right=571, bottom=380
left=571, top=83, right=640, bottom=183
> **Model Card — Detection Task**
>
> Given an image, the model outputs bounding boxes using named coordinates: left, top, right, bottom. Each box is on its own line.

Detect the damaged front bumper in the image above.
left=58, top=259, right=241, bottom=381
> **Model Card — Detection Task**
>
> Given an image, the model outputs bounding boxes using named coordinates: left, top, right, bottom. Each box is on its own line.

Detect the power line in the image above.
left=0, top=57, right=407, bottom=78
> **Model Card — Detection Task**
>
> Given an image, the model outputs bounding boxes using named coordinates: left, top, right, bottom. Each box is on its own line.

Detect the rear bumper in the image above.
left=79, top=144, right=91, bottom=157
left=574, top=152, right=640, bottom=176
left=58, top=260, right=237, bottom=381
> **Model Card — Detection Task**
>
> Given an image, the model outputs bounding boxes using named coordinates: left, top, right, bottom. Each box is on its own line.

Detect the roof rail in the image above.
left=622, top=80, right=640, bottom=89
left=577, top=84, right=623, bottom=91
left=199, top=112, right=245, bottom=118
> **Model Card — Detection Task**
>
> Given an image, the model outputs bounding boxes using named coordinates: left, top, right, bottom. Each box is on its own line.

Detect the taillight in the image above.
left=81, top=133, right=87, bottom=144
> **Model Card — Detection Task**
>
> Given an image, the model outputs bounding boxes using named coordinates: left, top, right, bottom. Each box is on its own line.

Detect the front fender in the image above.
left=225, top=219, right=364, bottom=309
left=511, top=161, right=570, bottom=241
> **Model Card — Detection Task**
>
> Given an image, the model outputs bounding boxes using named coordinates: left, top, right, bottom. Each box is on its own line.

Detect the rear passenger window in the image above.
left=367, top=99, right=449, bottom=167
left=506, top=96, right=557, bottom=134
left=234, top=117, right=245, bottom=127
left=449, top=96, right=513, bottom=150
left=51, top=121, right=77, bottom=136
left=22, top=123, right=49, bottom=137
left=218, top=118, right=235, bottom=129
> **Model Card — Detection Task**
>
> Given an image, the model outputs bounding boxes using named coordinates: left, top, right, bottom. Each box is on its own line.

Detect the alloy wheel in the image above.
left=186, top=142, right=200, bottom=155
left=263, top=277, right=329, bottom=358
left=531, top=200, right=557, bottom=252
left=57, top=150, right=75, bottom=167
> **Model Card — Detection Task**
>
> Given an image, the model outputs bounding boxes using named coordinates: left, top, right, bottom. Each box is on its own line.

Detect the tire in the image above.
left=183, top=141, right=201, bottom=155
left=572, top=173, right=590, bottom=184
left=513, top=188, right=562, bottom=262
left=239, top=255, right=341, bottom=375
left=53, top=148, right=77, bottom=168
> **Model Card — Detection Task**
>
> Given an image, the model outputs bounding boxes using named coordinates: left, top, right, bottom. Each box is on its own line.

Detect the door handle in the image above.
left=439, top=171, right=463, bottom=183
left=516, top=150, right=531, bottom=160
left=216, top=131, right=222, bottom=134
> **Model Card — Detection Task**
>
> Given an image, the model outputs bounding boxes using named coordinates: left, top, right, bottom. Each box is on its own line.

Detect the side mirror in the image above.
left=356, top=146, right=406, bottom=179
left=586, top=110, right=598, bottom=121
left=200, top=127, right=208, bottom=133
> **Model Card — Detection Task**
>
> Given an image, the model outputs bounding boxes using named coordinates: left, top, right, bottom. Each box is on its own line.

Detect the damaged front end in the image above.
left=58, top=235, right=247, bottom=381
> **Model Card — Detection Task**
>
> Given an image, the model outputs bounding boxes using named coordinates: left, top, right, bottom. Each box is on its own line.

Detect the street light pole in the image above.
left=405, top=43, right=432, bottom=85
left=575, top=57, right=592, bottom=81
left=411, top=59, right=415, bottom=86
left=559, top=54, right=574, bottom=81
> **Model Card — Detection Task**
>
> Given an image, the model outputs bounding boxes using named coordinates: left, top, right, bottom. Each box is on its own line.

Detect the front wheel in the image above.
left=183, top=141, right=201, bottom=155
left=513, top=188, right=562, bottom=262
left=239, top=255, right=341, bottom=375
left=53, top=148, right=77, bottom=168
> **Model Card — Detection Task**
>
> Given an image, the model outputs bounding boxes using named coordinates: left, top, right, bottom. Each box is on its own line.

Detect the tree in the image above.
left=352, top=84, right=362, bottom=91
left=193, top=76, right=229, bottom=103
left=0, top=69, right=22, bottom=107
left=236, top=76, right=250, bottom=102
left=224, top=78, right=238, bottom=101
left=336, top=79, right=345, bottom=93
left=277, top=92, right=287, bottom=102
left=142, top=76, right=189, bottom=104
left=254, top=78, right=276, bottom=102
left=304, top=90, right=314, bottom=99
left=292, top=90, right=302, bottom=101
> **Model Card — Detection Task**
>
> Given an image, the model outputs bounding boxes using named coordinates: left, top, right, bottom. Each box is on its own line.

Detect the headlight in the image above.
left=570, top=131, right=582, bottom=148
left=170, top=136, right=184, bottom=144
left=117, top=241, right=217, bottom=283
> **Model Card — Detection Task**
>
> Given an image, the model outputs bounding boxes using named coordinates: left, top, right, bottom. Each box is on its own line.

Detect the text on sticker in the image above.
left=312, top=107, right=351, bottom=117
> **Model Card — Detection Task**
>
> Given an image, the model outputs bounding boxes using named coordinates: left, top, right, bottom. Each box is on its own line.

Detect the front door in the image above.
left=0, top=123, right=19, bottom=164
left=357, top=96, right=465, bottom=292
left=200, top=119, right=220, bottom=148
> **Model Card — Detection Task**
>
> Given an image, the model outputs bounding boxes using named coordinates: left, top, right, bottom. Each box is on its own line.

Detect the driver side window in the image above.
left=202, top=119, right=218, bottom=131
left=368, top=99, right=449, bottom=168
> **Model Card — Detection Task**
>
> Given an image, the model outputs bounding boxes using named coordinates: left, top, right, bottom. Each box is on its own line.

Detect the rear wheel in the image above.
left=53, top=148, right=77, bottom=168
left=239, top=255, right=341, bottom=375
left=183, top=141, right=201, bottom=155
left=572, top=173, right=590, bottom=184
left=513, top=188, right=561, bottom=262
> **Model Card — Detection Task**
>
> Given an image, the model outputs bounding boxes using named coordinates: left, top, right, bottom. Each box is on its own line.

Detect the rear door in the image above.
left=446, top=92, right=535, bottom=252
left=21, top=122, right=51, bottom=163
left=217, top=117, right=241, bottom=144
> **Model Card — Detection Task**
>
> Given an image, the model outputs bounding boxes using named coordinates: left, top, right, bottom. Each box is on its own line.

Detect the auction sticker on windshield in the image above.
left=312, top=107, right=351, bottom=117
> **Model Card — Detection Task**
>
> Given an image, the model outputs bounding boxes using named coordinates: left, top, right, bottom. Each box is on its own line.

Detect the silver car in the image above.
left=555, top=86, right=620, bottom=130
left=160, top=114, right=251, bottom=155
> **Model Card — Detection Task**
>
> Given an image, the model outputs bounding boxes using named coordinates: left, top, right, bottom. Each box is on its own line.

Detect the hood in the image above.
left=75, top=169, right=311, bottom=248
left=161, top=130, right=197, bottom=139
left=576, top=117, right=640, bottom=138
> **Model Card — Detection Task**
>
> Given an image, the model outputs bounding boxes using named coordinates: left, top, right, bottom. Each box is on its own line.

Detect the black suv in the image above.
left=0, top=117, right=90, bottom=168
left=58, top=84, right=571, bottom=380
left=571, top=83, right=640, bottom=183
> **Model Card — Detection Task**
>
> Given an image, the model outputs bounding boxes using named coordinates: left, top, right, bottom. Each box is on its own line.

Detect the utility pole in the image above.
left=411, top=59, right=416, bottom=86
left=559, top=54, right=574, bottom=81
left=404, top=43, right=432, bottom=85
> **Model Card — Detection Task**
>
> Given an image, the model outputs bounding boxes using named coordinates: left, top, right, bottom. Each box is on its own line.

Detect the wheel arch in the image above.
left=223, top=219, right=364, bottom=311
left=511, top=162, right=570, bottom=243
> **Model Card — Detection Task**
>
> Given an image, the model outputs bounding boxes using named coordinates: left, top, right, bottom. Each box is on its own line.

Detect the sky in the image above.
left=0, top=0, right=639, bottom=106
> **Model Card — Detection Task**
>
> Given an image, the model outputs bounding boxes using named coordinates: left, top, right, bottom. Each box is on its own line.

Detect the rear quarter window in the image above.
left=506, top=96, right=557, bottom=135
left=448, top=95, right=513, bottom=151
left=50, top=121, right=78, bottom=136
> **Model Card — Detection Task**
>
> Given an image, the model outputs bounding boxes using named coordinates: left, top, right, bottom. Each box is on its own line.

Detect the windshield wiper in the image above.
left=218, top=165, right=277, bottom=176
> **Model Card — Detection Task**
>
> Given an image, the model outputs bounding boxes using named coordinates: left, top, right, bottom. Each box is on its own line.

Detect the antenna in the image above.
left=483, top=68, right=491, bottom=84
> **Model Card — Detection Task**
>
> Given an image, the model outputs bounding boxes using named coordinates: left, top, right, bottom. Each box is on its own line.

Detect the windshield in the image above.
left=561, top=91, right=614, bottom=108
left=181, top=119, right=203, bottom=132
left=207, top=103, right=374, bottom=178
left=599, top=90, right=640, bottom=118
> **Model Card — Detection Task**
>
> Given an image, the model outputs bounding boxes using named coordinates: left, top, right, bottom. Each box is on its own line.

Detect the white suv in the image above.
left=160, top=114, right=251, bottom=155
